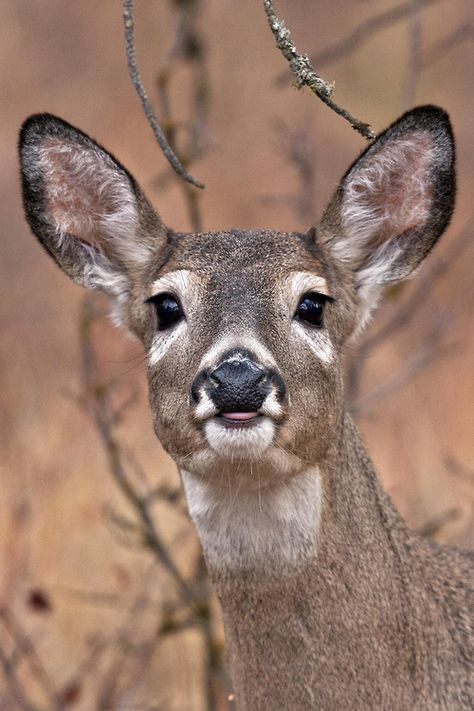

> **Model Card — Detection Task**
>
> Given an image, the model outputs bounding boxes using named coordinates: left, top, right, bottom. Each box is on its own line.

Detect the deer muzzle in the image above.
left=191, top=348, right=286, bottom=427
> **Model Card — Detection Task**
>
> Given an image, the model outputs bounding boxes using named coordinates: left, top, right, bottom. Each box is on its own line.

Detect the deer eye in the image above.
left=146, top=293, right=184, bottom=330
left=295, top=293, right=330, bottom=328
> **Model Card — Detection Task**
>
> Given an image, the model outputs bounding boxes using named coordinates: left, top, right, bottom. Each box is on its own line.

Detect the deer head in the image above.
left=19, top=107, right=455, bottom=496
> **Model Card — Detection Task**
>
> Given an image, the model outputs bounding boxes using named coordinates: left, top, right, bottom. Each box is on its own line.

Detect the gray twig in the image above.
left=154, top=0, right=210, bottom=231
left=403, top=0, right=423, bottom=109
left=275, top=0, right=445, bottom=83
left=422, top=20, right=474, bottom=68
left=263, top=0, right=375, bottom=140
left=77, top=296, right=196, bottom=606
left=417, top=507, right=460, bottom=539
left=347, top=217, right=474, bottom=404
left=352, top=337, right=459, bottom=417
left=444, top=455, right=474, bottom=484
left=0, top=607, right=60, bottom=711
left=122, top=0, right=204, bottom=189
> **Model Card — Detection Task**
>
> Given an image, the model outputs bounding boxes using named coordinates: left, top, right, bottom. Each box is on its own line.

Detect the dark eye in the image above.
left=295, top=292, right=329, bottom=328
left=147, top=293, right=184, bottom=330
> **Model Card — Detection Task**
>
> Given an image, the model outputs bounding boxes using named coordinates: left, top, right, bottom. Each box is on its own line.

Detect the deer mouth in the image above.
left=204, top=411, right=276, bottom=459
left=217, top=412, right=262, bottom=428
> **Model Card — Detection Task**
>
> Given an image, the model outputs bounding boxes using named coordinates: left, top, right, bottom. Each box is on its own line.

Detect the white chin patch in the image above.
left=204, top=417, right=275, bottom=459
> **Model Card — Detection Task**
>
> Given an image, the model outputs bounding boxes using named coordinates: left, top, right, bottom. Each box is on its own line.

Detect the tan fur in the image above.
left=19, top=107, right=472, bottom=709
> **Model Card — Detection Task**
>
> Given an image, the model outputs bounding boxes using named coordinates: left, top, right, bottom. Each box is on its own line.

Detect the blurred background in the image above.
left=1, top=1, right=473, bottom=709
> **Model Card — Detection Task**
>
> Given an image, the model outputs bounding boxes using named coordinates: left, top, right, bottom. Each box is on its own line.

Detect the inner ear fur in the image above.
left=19, top=113, right=166, bottom=294
left=320, top=105, right=456, bottom=285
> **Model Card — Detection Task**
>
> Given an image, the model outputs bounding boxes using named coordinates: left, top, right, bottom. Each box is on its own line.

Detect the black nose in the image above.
left=191, top=349, right=287, bottom=413
left=210, top=359, right=267, bottom=412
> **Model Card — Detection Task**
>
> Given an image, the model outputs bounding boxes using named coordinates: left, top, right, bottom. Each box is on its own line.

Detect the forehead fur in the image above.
left=158, top=229, right=325, bottom=280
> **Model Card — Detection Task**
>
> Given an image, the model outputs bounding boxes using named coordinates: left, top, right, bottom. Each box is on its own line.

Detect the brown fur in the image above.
left=217, top=417, right=473, bottom=709
left=19, top=106, right=472, bottom=709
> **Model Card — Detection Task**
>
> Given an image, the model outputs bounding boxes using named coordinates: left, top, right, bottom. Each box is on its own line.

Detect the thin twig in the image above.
left=95, top=567, right=161, bottom=710
left=444, top=455, right=474, bottom=484
left=363, top=218, right=473, bottom=354
left=274, top=0, right=445, bottom=83
left=403, top=0, right=423, bottom=109
left=422, top=20, right=474, bottom=68
left=122, top=0, right=204, bottom=189
left=0, top=607, right=60, bottom=711
left=352, top=338, right=459, bottom=417
left=154, top=0, right=210, bottom=231
left=78, top=296, right=196, bottom=606
left=263, top=0, right=375, bottom=140
left=347, top=217, right=474, bottom=404
left=417, top=507, right=460, bottom=539
left=258, top=119, right=319, bottom=222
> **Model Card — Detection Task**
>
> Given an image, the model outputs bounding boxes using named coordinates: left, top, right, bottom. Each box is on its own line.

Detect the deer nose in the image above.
left=191, top=349, right=287, bottom=415
left=209, top=357, right=268, bottom=412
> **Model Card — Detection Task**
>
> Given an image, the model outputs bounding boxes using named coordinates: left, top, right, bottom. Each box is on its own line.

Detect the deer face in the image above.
left=19, top=107, right=455, bottom=489
left=142, top=228, right=354, bottom=484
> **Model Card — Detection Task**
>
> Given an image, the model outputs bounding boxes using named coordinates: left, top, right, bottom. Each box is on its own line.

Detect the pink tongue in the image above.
left=222, top=412, right=259, bottom=421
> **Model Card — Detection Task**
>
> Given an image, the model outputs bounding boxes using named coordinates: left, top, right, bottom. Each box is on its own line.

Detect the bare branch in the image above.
left=263, top=0, right=375, bottom=140
left=263, top=0, right=333, bottom=98
left=422, top=20, right=474, bottom=68
left=403, top=0, right=423, bottom=109
left=274, top=0, right=445, bottom=83
left=0, top=643, right=48, bottom=711
left=347, top=216, right=474, bottom=404
left=77, top=296, right=197, bottom=606
left=0, top=607, right=60, bottom=711
left=153, top=0, right=211, bottom=231
left=258, top=120, right=318, bottom=222
left=417, top=507, right=460, bottom=539
left=122, top=0, right=205, bottom=189
left=444, top=455, right=474, bottom=484
left=352, top=337, right=460, bottom=416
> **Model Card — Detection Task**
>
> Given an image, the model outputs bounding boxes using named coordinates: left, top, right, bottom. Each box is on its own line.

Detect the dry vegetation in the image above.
left=1, top=1, right=473, bottom=709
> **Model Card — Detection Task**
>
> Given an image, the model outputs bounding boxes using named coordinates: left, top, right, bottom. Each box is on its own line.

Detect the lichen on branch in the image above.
left=263, top=0, right=376, bottom=141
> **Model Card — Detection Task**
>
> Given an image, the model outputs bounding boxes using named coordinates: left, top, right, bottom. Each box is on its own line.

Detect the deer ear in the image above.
left=320, top=105, right=455, bottom=328
left=19, top=113, right=166, bottom=307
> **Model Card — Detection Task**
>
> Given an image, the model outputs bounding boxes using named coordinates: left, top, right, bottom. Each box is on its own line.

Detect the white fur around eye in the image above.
left=148, top=321, right=186, bottom=366
left=292, top=321, right=335, bottom=364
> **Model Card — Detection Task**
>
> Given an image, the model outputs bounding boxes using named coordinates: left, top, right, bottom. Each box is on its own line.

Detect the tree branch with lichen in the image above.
left=263, top=0, right=375, bottom=140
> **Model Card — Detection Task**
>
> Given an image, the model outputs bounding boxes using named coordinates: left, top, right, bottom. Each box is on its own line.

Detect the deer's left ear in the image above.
left=319, top=105, right=455, bottom=328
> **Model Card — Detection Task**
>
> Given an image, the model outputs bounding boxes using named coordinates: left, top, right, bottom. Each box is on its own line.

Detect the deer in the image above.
left=19, top=105, right=473, bottom=710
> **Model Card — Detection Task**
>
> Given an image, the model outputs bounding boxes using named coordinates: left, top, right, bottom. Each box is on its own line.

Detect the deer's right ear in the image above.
left=19, top=113, right=166, bottom=306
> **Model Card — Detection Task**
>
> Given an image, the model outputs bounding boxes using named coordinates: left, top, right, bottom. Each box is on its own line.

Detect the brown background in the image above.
left=1, top=1, right=473, bottom=709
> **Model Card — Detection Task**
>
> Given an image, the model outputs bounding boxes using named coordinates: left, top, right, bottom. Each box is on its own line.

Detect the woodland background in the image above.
left=1, top=1, right=473, bottom=709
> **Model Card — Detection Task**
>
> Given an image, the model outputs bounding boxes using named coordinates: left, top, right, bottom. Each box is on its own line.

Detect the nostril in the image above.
left=209, top=370, right=223, bottom=387
left=191, top=370, right=209, bottom=403
left=269, top=369, right=286, bottom=402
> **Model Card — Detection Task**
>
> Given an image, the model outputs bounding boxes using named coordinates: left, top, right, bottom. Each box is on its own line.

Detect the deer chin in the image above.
left=203, top=415, right=275, bottom=459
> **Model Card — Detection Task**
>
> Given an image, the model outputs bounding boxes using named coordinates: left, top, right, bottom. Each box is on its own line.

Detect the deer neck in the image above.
left=181, top=413, right=419, bottom=709
left=181, top=412, right=411, bottom=579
